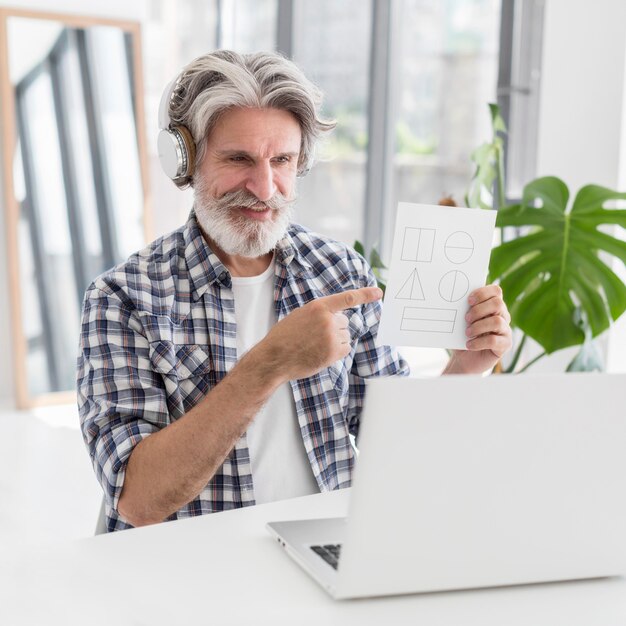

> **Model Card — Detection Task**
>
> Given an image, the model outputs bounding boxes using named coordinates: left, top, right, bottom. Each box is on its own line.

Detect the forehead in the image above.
left=207, top=107, right=301, bottom=153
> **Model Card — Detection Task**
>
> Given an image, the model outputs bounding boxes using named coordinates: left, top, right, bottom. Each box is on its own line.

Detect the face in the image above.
left=193, top=107, right=301, bottom=258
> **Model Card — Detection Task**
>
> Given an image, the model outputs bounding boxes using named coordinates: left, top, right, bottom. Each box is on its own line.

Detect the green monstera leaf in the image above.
left=488, top=177, right=626, bottom=354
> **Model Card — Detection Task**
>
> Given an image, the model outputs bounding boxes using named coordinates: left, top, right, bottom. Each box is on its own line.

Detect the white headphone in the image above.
left=157, top=76, right=197, bottom=181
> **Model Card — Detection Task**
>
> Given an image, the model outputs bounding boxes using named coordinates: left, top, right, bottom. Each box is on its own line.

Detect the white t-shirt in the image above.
left=231, top=259, right=319, bottom=504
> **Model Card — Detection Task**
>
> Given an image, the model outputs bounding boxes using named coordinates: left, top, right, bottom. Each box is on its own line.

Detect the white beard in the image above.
left=194, top=184, right=295, bottom=258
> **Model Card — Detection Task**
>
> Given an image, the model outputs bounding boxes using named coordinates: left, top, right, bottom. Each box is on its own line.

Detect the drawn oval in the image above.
left=438, top=270, right=469, bottom=302
left=444, top=231, right=474, bottom=264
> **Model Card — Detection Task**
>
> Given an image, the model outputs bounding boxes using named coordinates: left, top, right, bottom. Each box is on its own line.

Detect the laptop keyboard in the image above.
left=310, top=544, right=342, bottom=570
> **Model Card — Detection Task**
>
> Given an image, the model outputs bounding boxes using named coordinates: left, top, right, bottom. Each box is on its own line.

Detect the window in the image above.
left=391, top=0, right=501, bottom=237
left=86, top=26, right=144, bottom=259
left=219, top=0, right=277, bottom=51
left=497, top=0, right=544, bottom=201
left=17, top=62, right=81, bottom=392
left=11, top=21, right=142, bottom=395
left=144, top=0, right=524, bottom=257
left=291, top=0, right=373, bottom=246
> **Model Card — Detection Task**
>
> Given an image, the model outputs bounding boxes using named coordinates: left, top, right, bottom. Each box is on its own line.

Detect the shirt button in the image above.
left=219, top=272, right=227, bottom=280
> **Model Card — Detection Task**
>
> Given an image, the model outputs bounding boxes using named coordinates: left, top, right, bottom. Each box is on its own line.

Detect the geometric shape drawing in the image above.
left=444, top=231, right=474, bottom=264
left=400, top=307, right=457, bottom=333
left=395, top=268, right=425, bottom=300
left=438, top=270, right=470, bottom=302
left=401, top=227, right=436, bottom=262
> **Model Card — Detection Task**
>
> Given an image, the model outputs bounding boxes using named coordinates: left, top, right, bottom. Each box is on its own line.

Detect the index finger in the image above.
left=320, top=287, right=383, bottom=312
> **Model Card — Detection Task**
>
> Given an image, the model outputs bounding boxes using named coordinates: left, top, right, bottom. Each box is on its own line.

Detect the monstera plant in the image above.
left=470, top=105, right=626, bottom=372
left=489, top=178, right=626, bottom=371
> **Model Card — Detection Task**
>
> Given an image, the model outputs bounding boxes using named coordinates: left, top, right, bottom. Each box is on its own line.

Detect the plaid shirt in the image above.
left=77, top=212, right=408, bottom=531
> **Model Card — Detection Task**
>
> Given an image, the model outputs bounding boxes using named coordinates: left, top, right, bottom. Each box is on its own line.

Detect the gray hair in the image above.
left=167, top=50, right=336, bottom=188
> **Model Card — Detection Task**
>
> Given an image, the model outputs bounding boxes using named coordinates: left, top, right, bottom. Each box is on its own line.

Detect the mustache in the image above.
left=207, top=188, right=296, bottom=213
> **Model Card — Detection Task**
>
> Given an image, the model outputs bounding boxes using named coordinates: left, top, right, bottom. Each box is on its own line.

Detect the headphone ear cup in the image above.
left=157, top=125, right=196, bottom=181
left=175, top=125, right=197, bottom=178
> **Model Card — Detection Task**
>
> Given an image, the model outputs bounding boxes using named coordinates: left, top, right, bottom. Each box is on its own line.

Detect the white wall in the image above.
left=536, top=0, right=626, bottom=187
left=534, top=0, right=626, bottom=373
left=608, top=26, right=626, bottom=372
left=0, top=0, right=145, bottom=20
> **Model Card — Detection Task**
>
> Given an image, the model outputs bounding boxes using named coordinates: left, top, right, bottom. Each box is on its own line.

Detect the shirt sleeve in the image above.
left=346, top=257, right=410, bottom=438
left=77, top=283, right=170, bottom=514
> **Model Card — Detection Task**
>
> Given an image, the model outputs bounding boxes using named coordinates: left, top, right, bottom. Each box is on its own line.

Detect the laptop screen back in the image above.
left=336, top=373, right=626, bottom=598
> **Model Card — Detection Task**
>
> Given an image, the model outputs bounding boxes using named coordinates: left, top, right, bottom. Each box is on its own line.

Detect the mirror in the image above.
left=0, top=9, right=151, bottom=408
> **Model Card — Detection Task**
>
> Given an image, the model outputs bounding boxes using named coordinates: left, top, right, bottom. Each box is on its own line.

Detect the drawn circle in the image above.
left=445, top=231, right=474, bottom=264
left=438, top=270, right=469, bottom=302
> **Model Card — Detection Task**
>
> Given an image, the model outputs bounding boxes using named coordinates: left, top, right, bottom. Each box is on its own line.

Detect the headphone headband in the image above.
left=158, top=76, right=179, bottom=130
left=157, top=75, right=196, bottom=182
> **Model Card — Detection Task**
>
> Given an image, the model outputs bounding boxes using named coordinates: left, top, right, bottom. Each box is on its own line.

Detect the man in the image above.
left=77, top=50, right=512, bottom=532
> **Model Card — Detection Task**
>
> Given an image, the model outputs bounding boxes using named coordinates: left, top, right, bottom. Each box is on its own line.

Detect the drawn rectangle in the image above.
left=401, top=228, right=435, bottom=262
left=417, top=229, right=435, bottom=262
left=401, top=228, right=420, bottom=261
left=403, top=307, right=456, bottom=322
left=401, top=307, right=457, bottom=333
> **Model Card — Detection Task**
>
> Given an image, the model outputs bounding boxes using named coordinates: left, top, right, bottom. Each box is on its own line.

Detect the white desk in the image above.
left=1, top=490, right=625, bottom=625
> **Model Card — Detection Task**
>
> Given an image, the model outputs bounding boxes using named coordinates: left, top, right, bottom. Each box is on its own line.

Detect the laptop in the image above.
left=267, top=373, right=626, bottom=599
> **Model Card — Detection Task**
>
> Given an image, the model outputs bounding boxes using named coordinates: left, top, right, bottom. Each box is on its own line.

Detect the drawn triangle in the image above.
left=395, top=268, right=425, bottom=300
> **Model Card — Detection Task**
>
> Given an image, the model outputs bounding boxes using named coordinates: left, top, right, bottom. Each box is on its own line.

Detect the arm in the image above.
left=112, top=287, right=382, bottom=527
left=117, top=344, right=283, bottom=526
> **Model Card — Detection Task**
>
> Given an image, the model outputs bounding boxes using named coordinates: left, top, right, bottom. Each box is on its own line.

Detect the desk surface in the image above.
left=1, top=490, right=625, bottom=625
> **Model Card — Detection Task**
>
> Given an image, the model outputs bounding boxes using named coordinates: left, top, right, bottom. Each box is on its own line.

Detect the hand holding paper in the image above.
left=446, top=283, right=512, bottom=373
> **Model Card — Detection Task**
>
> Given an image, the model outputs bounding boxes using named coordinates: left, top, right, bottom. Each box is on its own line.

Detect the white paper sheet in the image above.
left=378, top=202, right=496, bottom=350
